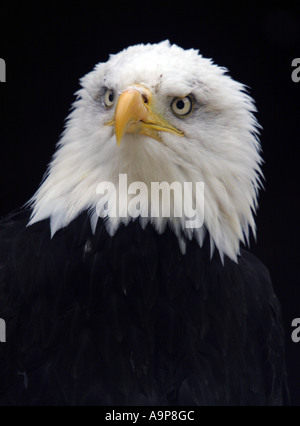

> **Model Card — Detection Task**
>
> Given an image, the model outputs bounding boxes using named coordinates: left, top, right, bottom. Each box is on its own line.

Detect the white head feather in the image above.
left=28, top=41, right=262, bottom=262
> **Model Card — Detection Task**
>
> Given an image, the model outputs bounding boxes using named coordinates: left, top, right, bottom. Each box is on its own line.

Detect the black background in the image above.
left=0, top=1, right=299, bottom=405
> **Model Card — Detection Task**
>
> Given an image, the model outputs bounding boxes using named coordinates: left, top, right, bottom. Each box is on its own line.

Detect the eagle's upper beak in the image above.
left=106, top=85, right=183, bottom=145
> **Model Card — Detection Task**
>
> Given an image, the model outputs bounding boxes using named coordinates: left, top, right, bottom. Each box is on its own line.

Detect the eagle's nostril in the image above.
left=142, top=93, right=149, bottom=104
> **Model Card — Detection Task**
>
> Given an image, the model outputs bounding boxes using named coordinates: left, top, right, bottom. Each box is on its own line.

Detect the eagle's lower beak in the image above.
left=106, top=86, right=183, bottom=145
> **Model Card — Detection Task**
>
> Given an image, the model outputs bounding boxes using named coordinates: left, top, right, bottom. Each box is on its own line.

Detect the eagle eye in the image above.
left=104, top=89, right=115, bottom=108
left=171, top=95, right=193, bottom=117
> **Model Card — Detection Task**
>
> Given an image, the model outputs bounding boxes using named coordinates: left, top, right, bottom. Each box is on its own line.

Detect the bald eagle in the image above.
left=0, top=41, right=287, bottom=405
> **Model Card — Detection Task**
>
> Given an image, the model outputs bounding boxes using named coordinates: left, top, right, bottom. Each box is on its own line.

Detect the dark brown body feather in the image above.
left=0, top=209, right=288, bottom=405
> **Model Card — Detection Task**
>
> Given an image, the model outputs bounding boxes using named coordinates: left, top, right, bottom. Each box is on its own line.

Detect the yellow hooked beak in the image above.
left=105, top=85, right=184, bottom=145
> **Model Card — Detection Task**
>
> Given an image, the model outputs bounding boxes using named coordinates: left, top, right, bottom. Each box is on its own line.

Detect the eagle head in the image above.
left=29, top=41, right=262, bottom=262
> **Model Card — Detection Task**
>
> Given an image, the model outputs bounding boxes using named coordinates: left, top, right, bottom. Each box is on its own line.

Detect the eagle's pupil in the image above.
left=109, top=92, right=114, bottom=103
left=176, top=100, right=185, bottom=110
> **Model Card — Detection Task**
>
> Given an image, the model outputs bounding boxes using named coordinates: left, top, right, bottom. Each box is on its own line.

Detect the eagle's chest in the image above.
left=48, top=216, right=249, bottom=404
left=0, top=212, right=279, bottom=405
